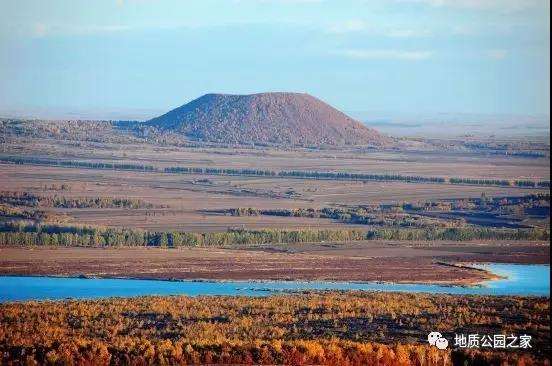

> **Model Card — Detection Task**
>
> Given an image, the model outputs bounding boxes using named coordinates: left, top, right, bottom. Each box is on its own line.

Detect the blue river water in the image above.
left=0, top=264, right=549, bottom=302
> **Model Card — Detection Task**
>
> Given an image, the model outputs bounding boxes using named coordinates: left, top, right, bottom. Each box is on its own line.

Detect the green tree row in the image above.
left=2, top=155, right=548, bottom=188
left=165, top=166, right=446, bottom=184
left=0, top=155, right=154, bottom=171
left=0, top=222, right=548, bottom=247
left=450, top=177, right=550, bottom=188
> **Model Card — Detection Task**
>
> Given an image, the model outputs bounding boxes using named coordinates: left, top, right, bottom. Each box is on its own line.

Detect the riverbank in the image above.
left=0, top=241, right=548, bottom=286
left=1, top=262, right=550, bottom=302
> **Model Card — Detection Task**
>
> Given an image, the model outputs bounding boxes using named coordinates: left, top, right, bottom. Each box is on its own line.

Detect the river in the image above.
left=0, top=263, right=549, bottom=302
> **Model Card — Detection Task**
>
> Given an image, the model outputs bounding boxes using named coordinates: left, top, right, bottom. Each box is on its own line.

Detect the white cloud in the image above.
left=327, top=20, right=430, bottom=38
left=396, top=0, right=546, bottom=11
left=485, top=49, right=508, bottom=59
left=115, top=0, right=160, bottom=5
left=386, top=28, right=431, bottom=38
left=73, top=25, right=131, bottom=35
left=232, top=0, right=323, bottom=3
left=327, top=20, right=367, bottom=34
left=335, top=49, right=433, bottom=60
left=30, top=24, right=131, bottom=37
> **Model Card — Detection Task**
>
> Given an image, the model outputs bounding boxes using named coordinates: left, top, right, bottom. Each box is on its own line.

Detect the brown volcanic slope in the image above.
left=146, top=92, right=390, bottom=146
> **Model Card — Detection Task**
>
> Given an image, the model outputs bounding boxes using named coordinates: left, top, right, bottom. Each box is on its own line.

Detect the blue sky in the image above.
left=0, top=0, right=549, bottom=119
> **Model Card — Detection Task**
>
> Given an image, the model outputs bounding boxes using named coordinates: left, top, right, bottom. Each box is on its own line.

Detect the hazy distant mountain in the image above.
left=146, top=92, right=389, bottom=146
left=352, top=111, right=551, bottom=139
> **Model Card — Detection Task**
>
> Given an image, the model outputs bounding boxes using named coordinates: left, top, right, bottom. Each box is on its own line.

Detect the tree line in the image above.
left=165, top=166, right=446, bottom=184
left=0, top=155, right=154, bottom=172
left=165, top=167, right=549, bottom=187
left=450, top=177, right=550, bottom=188
left=2, top=155, right=549, bottom=188
left=363, top=227, right=549, bottom=241
left=0, top=221, right=548, bottom=247
left=0, top=191, right=155, bottom=209
left=224, top=193, right=550, bottom=229
left=0, top=204, right=53, bottom=222
left=226, top=207, right=459, bottom=229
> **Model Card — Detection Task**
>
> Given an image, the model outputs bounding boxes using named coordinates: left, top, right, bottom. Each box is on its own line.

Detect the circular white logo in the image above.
left=435, top=337, right=449, bottom=350
left=428, top=332, right=448, bottom=349
left=427, top=332, right=442, bottom=346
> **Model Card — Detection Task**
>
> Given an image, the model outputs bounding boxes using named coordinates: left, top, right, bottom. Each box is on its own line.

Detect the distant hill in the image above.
left=146, top=92, right=390, bottom=146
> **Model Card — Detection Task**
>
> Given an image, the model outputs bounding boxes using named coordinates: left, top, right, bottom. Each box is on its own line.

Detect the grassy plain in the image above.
left=0, top=135, right=549, bottom=277
left=0, top=124, right=550, bottom=365
left=0, top=138, right=548, bottom=233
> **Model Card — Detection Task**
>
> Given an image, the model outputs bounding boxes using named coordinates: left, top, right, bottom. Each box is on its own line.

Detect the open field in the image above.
left=2, top=135, right=550, bottom=179
left=0, top=133, right=549, bottom=288
left=1, top=242, right=548, bottom=284
left=0, top=163, right=547, bottom=232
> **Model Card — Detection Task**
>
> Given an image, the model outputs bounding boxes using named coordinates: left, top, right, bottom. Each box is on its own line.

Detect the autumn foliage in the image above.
left=0, top=292, right=549, bottom=365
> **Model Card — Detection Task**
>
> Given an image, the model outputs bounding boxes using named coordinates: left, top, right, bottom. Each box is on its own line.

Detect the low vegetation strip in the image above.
left=1, top=155, right=549, bottom=188
left=0, top=155, right=155, bottom=172
left=449, top=177, right=550, bottom=188
left=0, top=222, right=548, bottom=247
left=220, top=193, right=550, bottom=230
left=0, top=292, right=548, bottom=365
left=0, top=191, right=155, bottom=209
left=166, top=166, right=447, bottom=184
left=166, top=167, right=550, bottom=188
